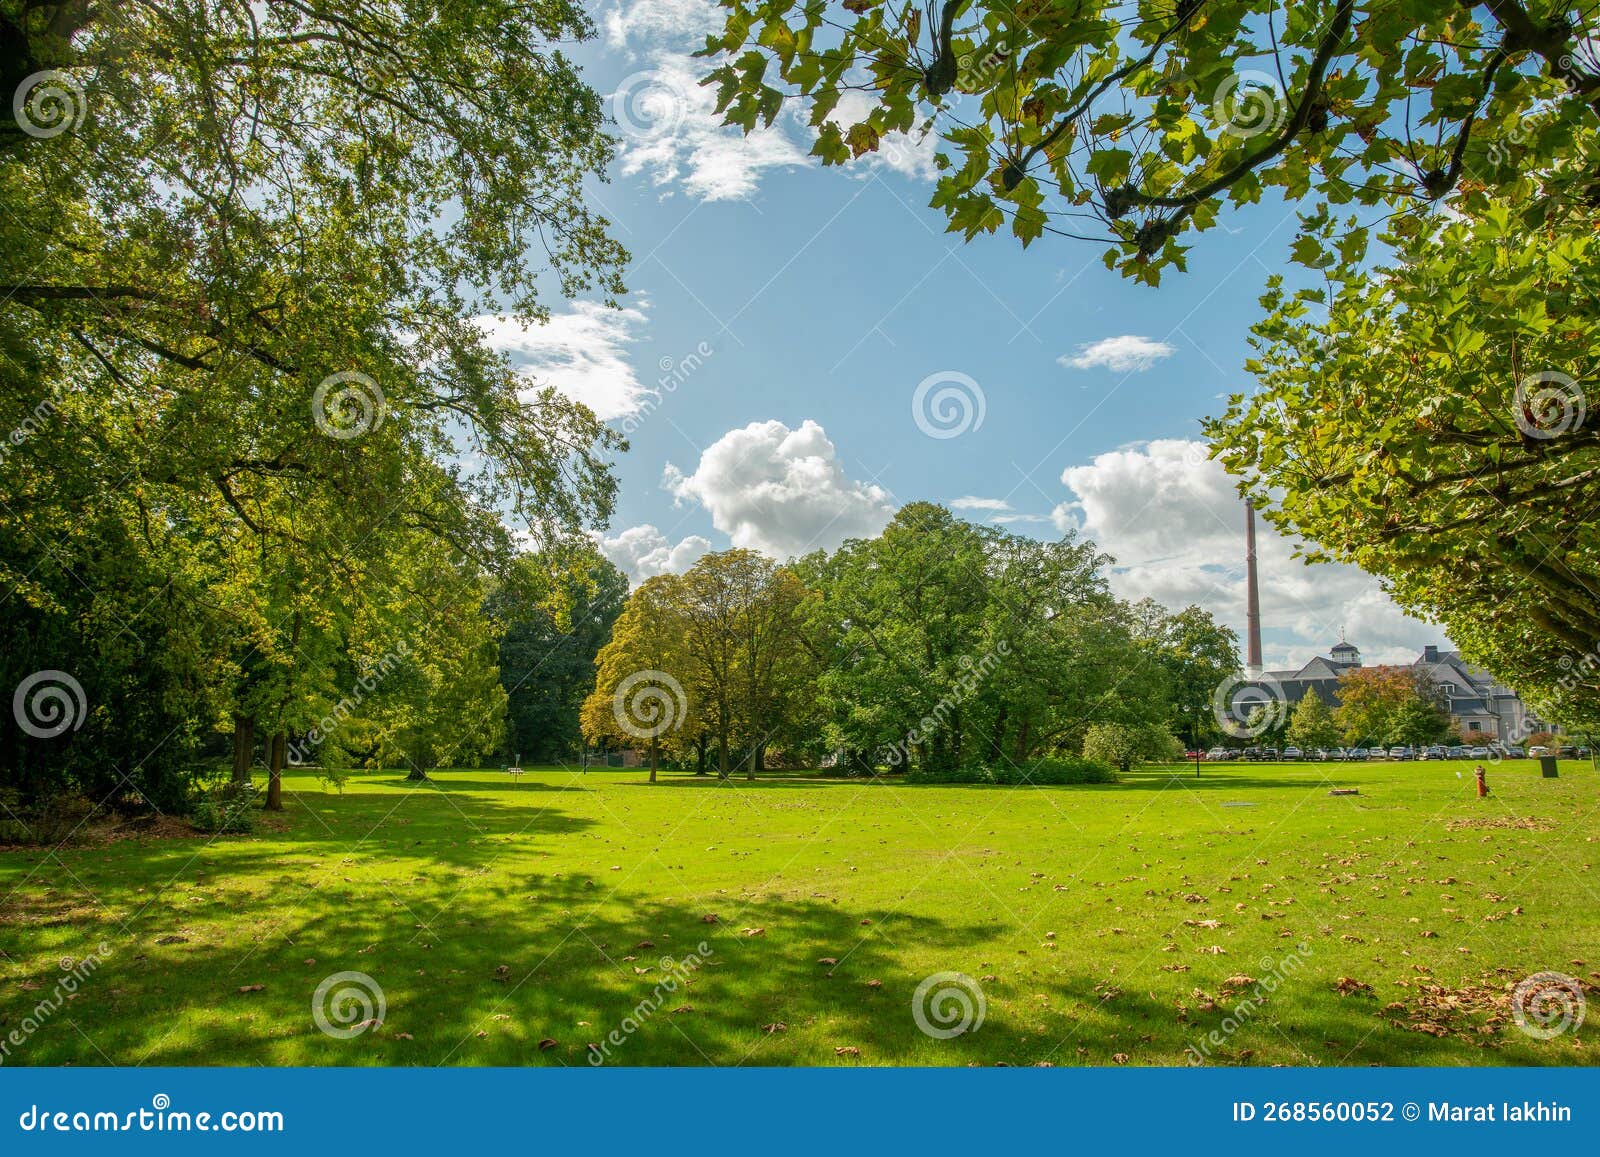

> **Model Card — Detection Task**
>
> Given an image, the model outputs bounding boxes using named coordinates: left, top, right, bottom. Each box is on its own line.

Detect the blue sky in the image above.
left=488, top=0, right=1449, bottom=670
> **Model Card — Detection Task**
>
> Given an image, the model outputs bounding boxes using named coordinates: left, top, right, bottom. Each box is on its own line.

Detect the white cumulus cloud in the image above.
left=597, top=523, right=713, bottom=586
left=1055, top=439, right=1443, bottom=668
left=1060, top=335, right=1177, bottom=373
left=664, top=419, right=895, bottom=559
left=950, top=496, right=1012, bottom=512
left=478, top=302, right=651, bottom=422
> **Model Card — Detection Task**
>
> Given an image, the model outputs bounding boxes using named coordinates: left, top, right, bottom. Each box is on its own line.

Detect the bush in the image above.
left=906, top=758, right=1117, bottom=786
left=0, top=789, right=99, bottom=845
left=191, top=781, right=259, bottom=834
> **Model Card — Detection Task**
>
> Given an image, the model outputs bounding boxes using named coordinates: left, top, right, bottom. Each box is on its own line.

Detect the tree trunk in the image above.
left=405, top=765, right=429, bottom=782
left=231, top=714, right=255, bottom=786
left=717, top=732, right=729, bottom=780
left=264, top=732, right=285, bottom=811
left=695, top=734, right=708, bottom=775
left=649, top=739, right=658, bottom=784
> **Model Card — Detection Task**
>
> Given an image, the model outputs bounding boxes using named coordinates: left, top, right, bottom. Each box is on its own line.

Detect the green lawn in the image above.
left=2, top=759, right=1596, bottom=1067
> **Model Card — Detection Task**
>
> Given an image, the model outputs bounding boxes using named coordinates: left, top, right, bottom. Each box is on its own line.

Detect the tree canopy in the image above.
left=1208, top=188, right=1598, bottom=730
left=705, top=0, right=1600, bottom=282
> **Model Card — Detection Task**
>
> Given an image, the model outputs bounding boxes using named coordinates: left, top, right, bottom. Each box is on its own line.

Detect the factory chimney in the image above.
left=1245, top=499, right=1263, bottom=674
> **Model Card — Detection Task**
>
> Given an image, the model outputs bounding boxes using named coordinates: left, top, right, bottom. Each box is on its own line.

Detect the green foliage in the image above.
left=801, top=503, right=1165, bottom=773
left=1333, top=667, right=1450, bottom=748
left=908, top=757, right=1118, bottom=786
left=1130, top=599, right=1240, bottom=746
left=2, top=2, right=627, bottom=808
left=1209, top=188, right=1599, bottom=733
left=703, top=0, right=1600, bottom=282
left=1081, top=721, right=1183, bottom=774
left=190, top=781, right=259, bottom=835
left=495, top=550, right=628, bottom=763
left=1286, top=692, right=1341, bottom=752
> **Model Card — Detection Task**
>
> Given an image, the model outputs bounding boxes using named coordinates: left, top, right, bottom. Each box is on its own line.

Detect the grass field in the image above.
left=1, top=759, right=1596, bottom=1067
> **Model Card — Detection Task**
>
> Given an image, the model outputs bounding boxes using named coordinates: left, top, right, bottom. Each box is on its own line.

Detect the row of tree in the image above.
left=2, top=3, right=629, bottom=812
left=582, top=504, right=1240, bottom=778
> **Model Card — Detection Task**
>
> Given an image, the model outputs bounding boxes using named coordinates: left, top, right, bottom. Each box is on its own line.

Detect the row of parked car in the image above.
left=1193, top=744, right=1589, bottom=762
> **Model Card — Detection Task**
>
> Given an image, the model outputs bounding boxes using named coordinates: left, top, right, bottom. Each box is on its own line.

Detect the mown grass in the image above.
left=1, top=759, right=1595, bottom=1067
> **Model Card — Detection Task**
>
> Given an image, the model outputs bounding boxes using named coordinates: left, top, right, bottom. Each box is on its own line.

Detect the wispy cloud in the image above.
left=477, top=301, right=651, bottom=422
left=949, top=496, right=1012, bottom=512
left=1060, top=335, right=1176, bottom=373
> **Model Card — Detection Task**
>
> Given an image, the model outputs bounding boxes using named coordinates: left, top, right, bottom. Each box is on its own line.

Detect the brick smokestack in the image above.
left=1245, top=499, right=1263, bottom=673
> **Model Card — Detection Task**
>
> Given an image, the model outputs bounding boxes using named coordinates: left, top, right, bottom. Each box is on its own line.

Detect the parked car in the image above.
left=1386, top=745, right=1409, bottom=760
left=1505, top=746, right=1526, bottom=758
left=1346, top=747, right=1366, bottom=761
left=1281, top=746, right=1303, bottom=760
left=1577, top=747, right=1592, bottom=759
left=1447, top=745, right=1468, bottom=758
left=1558, top=745, right=1577, bottom=758
left=1311, top=748, right=1331, bottom=762
left=1468, top=745, right=1491, bottom=759
left=1425, top=745, right=1447, bottom=760
left=1205, top=747, right=1230, bottom=760
left=1368, top=747, right=1388, bottom=760
left=1529, top=745, right=1551, bottom=757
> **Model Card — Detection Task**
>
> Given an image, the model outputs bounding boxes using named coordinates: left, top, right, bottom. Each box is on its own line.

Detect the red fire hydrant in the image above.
left=1474, top=765, right=1489, bottom=798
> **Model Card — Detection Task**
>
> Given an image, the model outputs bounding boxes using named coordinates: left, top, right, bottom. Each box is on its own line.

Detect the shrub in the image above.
left=906, top=758, right=1116, bottom=786
left=0, top=789, right=99, bottom=845
left=191, top=781, right=259, bottom=834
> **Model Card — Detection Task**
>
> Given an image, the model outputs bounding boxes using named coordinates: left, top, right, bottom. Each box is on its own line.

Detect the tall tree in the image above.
left=583, top=575, right=698, bottom=782
left=1286, top=691, right=1340, bottom=752
left=495, top=550, right=627, bottom=764
left=1208, top=189, right=1598, bottom=728
left=1334, top=666, right=1447, bottom=748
